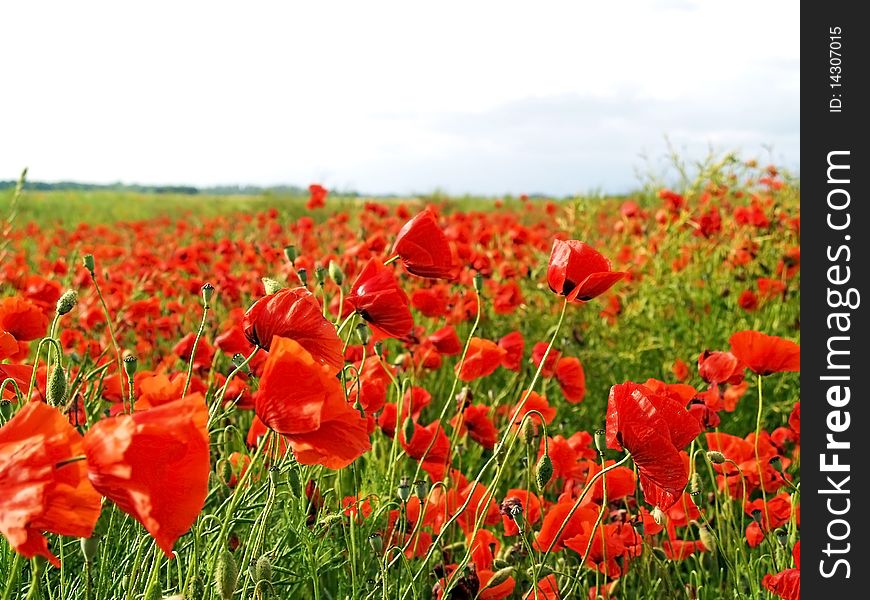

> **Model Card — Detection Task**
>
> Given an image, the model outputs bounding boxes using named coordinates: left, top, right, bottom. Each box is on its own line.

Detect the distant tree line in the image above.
left=0, top=180, right=365, bottom=196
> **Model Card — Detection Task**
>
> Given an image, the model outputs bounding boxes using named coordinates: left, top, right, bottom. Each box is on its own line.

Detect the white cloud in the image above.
left=0, top=0, right=799, bottom=194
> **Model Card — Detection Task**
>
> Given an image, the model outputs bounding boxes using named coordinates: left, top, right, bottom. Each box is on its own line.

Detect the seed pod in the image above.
left=768, top=455, right=783, bottom=472
left=397, top=476, right=411, bottom=502
left=593, top=429, right=607, bottom=454
left=47, top=365, right=67, bottom=406
left=284, top=245, right=298, bottom=264
left=706, top=451, right=726, bottom=464
left=262, top=277, right=282, bottom=295
left=535, top=454, right=553, bottom=490
left=124, top=355, right=138, bottom=379
left=56, top=290, right=78, bottom=316
left=775, top=528, right=789, bottom=547
left=201, top=282, right=215, bottom=307
left=296, top=268, right=308, bottom=287
left=368, top=533, right=383, bottom=553
left=80, top=537, right=99, bottom=562
left=328, top=261, right=344, bottom=285
left=354, top=322, right=371, bottom=345
left=473, top=272, right=484, bottom=293
left=214, top=550, right=238, bottom=600
left=83, top=254, right=95, bottom=274
left=314, top=265, right=327, bottom=286
left=414, top=479, right=429, bottom=501
left=232, top=353, right=252, bottom=375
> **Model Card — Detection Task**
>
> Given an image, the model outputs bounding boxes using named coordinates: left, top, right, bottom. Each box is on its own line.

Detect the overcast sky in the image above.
left=1, top=1, right=799, bottom=196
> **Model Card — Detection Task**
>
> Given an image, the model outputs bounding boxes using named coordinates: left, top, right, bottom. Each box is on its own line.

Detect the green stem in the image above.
left=90, top=271, right=126, bottom=407
left=181, top=303, right=210, bottom=398
left=1, top=552, right=23, bottom=600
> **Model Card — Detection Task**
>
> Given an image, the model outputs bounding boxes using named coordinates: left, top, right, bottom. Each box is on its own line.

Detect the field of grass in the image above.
left=0, top=160, right=800, bottom=599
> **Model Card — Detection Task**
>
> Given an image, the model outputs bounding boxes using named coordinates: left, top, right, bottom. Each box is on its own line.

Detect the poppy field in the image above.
left=0, top=160, right=800, bottom=600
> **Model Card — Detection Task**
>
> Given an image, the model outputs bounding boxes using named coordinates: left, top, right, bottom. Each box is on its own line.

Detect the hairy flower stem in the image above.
left=753, top=374, right=772, bottom=533
left=90, top=271, right=127, bottom=409
left=181, top=302, right=210, bottom=399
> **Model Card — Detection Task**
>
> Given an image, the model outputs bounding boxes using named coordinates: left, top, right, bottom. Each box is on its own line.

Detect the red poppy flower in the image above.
left=762, top=541, right=800, bottom=600
left=524, top=574, right=560, bottom=600
left=498, top=331, right=525, bottom=371
left=254, top=336, right=371, bottom=469
left=392, top=209, right=458, bottom=280
left=401, top=421, right=451, bottom=481
left=456, top=338, right=506, bottom=382
left=531, top=342, right=561, bottom=378
left=729, top=330, right=800, bottom=375
left=534, top=500, right=600, bottom=552
left=452, top=404, right=498, bottom=449
left=606, top=382, right=701, bottom=510
left=345, top=258, right=415, bottom=342
left=554, top=357, right=586, bottom=403
left=0, top=296, right=48, bottom=360
left=0, top=402, right=102, bottom=566
left=697, top=350, right=744, bottom=385
left=83, top=393, right=210, bottom=556
left=307, top=183, right=328, bottom=209
left=428, top=325, right=462, bottom=355
left=546, top=240, right=625, bottom=302
left=512, top=391, right=556, bottom=426
left=243, top=287, right=343, bottom=371
left=500, top=489, right=542, bottom=536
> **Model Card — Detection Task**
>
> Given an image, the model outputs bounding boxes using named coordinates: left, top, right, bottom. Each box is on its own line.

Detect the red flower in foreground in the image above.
left=729, top=330, right=800, bottom=375
left=243, top=287, right=343, bottom=370
left=606, top=382, right=701, bottom=510
left=0, top=402, right=102, bottom=566
left=83, top=394, right=210, bottom=556
left=392, top=208, right=458, bottom=280
left=0, top=296, right=48, bottom=360
left=255, top=336, right=371, bottom=469
left=345, top=258, right=415, bottom=341
left=762, top=541, right=800, bottom=600
left=546, top=240, right=625, bottom=302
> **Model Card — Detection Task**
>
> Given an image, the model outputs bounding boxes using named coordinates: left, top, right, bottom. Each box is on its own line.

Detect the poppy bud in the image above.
left=254, top=555, right=272, bottom=583
left=402, top=416, right=416, bottom=444
left=652, top=547, right=668, bottom=561
left=535, top=454, right=553, bottom=490
left=314, top=265, right=327, bottom=286
left=775, top=528, right=789, bottom=547
left=47, top=365, right=67, bottom=406
left=269, top=466, right=280, bottom=487
left=520, top=419, right=538, bottom=446
left=368, top=532, right=383, bottom=553
left=214, top=550, right=238, bottom=600
left=689, top=473, right=703, bottom=507
left=262, top=277, right=282, bottom=295
left=397, top=476, right=411, bottom=502
left=296, top=268, right=308, bottom=287
left=83, top=254, right=95, bottom=274
left=287, top=467, right=304, bottom=497
left=355, top=322, right=371, bottom=345
left=373, top=341, right=384, bottom=357
left=328, top=261, right=344, bottom=285
left=218, top=459, right=234, bottom=485
left=80, top=537, right=99, bottom=562
left=484, top=567, right=514, bottom=590
left=593, top=428, right=607, bottom=454
left=473, top=272, right=484, bottom=293
left=493, top=442, right=506, bottom=465
left=56, top=289, right=78, bottom=316
left=283, top=245, right=297, bottom=264
left=201, top=282, right=215, bottom=307
left=697, top=524, right=715, bottom=551
left=124, top=355, right=138, bottom=379
left=706, top=451, right=726, bottom=464
left=652, top=507, right=665, bottom=526
left=232, top=353, right=252, bottom=375
left=414, top=479, right=429, bottom=501
left=493, top=559, right=510, bottom=570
